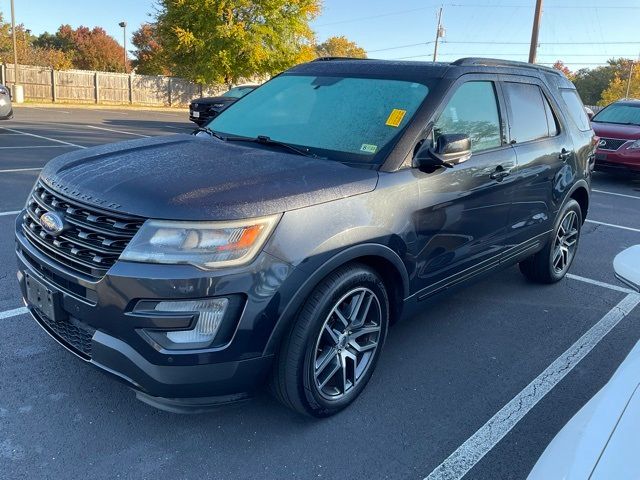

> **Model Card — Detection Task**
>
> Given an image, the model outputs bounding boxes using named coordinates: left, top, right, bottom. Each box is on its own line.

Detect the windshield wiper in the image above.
left=192, top=126, right=226, bottom=141
left=225, top=135, right=323, bottom=159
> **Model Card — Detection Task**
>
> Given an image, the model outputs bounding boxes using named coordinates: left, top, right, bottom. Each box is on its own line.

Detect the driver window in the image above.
left=433, top=81, right=502, bottom=152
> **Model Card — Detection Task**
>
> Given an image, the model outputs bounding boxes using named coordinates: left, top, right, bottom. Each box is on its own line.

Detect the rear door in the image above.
left=499, top=76, right=573, bottom=256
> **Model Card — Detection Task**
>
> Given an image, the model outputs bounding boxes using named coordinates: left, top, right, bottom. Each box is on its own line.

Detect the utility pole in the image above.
left=433, top=7, right=444, bottom=62
left=119, top=21, right=128, bottom=73
left=528, top=0, right=543, bottom=64
left=625, top=54, right=639, bottom=99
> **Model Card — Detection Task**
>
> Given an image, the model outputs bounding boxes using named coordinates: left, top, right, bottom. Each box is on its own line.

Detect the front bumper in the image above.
left=594, top=147, right=640, bottom=173
left=15, top=214, right=292, bottom=410
left=188, top=108, right=222, bottom=125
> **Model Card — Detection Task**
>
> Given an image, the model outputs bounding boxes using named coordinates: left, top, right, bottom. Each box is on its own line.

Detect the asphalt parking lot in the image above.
left=1, top=106, right=639, bottom=480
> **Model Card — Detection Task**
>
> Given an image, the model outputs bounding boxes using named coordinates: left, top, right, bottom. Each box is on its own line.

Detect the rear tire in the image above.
left=519, top=199, right=582, bottom=283
left=270, top=264, right=389, bottom=417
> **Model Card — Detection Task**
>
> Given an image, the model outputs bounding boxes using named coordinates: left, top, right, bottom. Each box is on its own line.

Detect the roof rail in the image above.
left=451, top=57, right=563, bottom=76
left=312, top=56, right=370, bottom=62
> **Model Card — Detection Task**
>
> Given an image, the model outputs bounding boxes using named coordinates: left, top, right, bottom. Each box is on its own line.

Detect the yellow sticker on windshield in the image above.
left=386, top=109, right=407, bottom=127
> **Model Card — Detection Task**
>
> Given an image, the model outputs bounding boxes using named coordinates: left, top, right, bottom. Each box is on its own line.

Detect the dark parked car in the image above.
left=189, top=84, right=259, bottom=125
left=0, top=83, right=13, bottom=119
left=591, top=99, right=640, bottom=174
left=16, top=58, right=594, bottom=417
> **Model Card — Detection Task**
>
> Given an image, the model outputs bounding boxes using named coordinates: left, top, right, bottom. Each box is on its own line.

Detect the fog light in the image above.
left=155, top=298, right=229, bottom=346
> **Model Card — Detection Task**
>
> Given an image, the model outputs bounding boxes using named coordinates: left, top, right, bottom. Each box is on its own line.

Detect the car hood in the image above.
left=40, top=134, right=378, bottom=221
left=591, top=121, right=640, bottom=140
left=528, top=339, right=640, bottom=479
left=191, top=96, right=236, bottom=106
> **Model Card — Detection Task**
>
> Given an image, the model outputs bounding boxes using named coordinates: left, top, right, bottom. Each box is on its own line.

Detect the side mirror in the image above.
left=613, top=245, right=640, bottom=292
left=415, top=134, right=472, bottom=171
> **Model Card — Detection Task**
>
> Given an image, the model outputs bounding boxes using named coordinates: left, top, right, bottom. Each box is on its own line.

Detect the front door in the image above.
left=412, top=78, right=518, bottom=297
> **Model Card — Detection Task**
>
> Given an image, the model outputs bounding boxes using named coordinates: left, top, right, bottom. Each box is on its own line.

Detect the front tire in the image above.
left=519, top=199, right=582, bottom=283
left=271, top=264, right=389, bottom=417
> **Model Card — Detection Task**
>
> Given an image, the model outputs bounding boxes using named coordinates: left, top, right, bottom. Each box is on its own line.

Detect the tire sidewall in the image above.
left=301, top=267, right=389, bottom=417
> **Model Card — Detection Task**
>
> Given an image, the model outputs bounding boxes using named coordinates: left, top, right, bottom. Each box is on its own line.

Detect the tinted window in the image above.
left=504, top=82, right=556, bottom=143
left=433, top=81, right=501, bottom=152
left=561, top=89, right=591, bottom=131
left=592, top=103, right=640, bottom=126
left=210, top=75, right=429, bottom=162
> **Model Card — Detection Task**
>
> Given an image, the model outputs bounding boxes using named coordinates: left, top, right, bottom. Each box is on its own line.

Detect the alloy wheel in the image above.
left=552, top=210, right=579, bottom=274
left=312, top=287, right=382, bottom=400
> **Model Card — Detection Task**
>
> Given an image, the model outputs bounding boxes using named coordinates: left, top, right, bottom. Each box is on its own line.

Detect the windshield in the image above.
left=222, top=86, right=255, bottom=99
left=592, top=103, right=640, bottom=125
left=208, top=74, right=429, bottom=162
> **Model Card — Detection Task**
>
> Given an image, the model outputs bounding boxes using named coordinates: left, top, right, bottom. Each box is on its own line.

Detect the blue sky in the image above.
left=1, top=0, right=639, bottom=70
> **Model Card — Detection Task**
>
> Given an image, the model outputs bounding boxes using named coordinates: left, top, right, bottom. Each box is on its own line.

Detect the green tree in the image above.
left=599, top=60, right=640, bottom=105
left=155, top=0, right=320, bottom=87
left=131, top=23, right=169, bottom=75
left=315, top=36, right=367, bottom=58
left=0, top=14, right=72, bottom=69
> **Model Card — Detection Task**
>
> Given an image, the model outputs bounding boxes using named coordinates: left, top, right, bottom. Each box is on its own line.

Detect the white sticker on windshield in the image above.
left=360, top=144, right=378, bottom=154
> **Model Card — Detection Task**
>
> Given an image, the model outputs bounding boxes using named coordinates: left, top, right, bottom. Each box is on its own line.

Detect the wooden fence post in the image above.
left=0, top=64, right=5, bottom=85
left=128, top=73, right=133, bottom=104
left=51, top=69, right=56, bottom=103
left=94, top=72, right=99, bottom=104
left=168, top=77, right=172, bottom=106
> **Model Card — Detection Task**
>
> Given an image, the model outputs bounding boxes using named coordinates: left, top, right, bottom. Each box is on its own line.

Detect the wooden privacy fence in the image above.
left=0, top=63, right=232, bottom=106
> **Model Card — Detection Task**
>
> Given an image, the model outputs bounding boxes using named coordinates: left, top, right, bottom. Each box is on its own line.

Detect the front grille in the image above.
left=23, top=181, right=144, bottom=279
left=598, top=138, right=628, bottom=151
left=35, top=308, right=96, bottom=359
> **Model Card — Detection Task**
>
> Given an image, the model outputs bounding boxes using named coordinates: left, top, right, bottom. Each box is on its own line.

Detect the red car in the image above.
left=591, top=99, right=640, bottom=173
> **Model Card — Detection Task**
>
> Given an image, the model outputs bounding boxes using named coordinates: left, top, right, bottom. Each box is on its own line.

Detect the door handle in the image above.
left=559, top=148, right=572, bottom=161
left=490, top=166, right=510, bottom=181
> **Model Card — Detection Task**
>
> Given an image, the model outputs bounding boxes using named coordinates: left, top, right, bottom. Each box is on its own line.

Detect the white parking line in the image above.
left=0, top=210, right=20, bottom=217
left=592, top=189, right=640, bottom=201
left=0, top=145, right=75, bottom=150
left=0, top=307, right=28, bottom=319
left=586, top=219, right=640, bottom=234
left=0, top=167, right=41, bottom=173
left=0, top=127, right=86, bottom=149
left=424, top=292, right=640, bottom=480
left=85, top=125, right=149, bottom=137
left=567, top=273, right=636, bottom=295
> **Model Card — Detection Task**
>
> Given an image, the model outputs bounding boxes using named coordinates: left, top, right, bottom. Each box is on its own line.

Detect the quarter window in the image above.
left=433, top=81, right=502, bottom=152
left=503, top=82, right=558, bottom=143
left=561, top=89, right=591, bottom=131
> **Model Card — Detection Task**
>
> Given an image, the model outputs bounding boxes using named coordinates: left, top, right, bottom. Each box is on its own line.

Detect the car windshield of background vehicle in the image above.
left=222, top=87, right=254, bottom=99
left=592, top=104, right=640, bottom=126
left=209, top=75, right=429, bottom=162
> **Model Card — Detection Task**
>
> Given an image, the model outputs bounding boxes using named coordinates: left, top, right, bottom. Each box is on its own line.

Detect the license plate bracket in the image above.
left=25, top=274, right=65, bottom=321
left=595, top=152, right=607, bottom=161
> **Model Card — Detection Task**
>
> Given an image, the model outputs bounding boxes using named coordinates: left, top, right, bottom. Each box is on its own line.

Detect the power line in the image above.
left=367, top=42, right=434, bottom=53
left=316, top=4, right=640, bottom=27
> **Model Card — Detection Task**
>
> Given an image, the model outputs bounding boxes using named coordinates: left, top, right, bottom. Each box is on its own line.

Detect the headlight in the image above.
left=627, top=139, right=640, bottom=150
left=120, top=215, right=280, bottom=269
left=211, top=103, right=225, bottom=109
left=0, top=85, right=8, bottom=95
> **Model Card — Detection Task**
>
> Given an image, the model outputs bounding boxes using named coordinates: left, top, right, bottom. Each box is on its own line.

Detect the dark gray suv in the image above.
left=15, top=58, right=595, bottom=416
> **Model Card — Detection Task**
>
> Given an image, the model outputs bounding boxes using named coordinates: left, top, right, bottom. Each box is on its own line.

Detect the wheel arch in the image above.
left=568, top=183, right=589, bottom=222
left=263, top=244, right=410, bottom=356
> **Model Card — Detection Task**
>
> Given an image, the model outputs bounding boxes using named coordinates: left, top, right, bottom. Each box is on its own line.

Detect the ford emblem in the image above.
left=40, top=211, right=65, bottom=236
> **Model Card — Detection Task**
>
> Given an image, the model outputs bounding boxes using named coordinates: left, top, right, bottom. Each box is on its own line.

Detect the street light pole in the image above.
left=625, top=54, right=639, bottom=99
left=10, top=0, right=18, bottom=83
left=119, top=21, right=127, bottom=73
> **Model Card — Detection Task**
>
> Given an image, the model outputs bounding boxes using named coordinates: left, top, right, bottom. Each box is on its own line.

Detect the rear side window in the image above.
left=503, top=82, right=557, bottom=143
left=433, top=81, right=502, bottom=152
left=560, top=89, right=590, bottom=131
